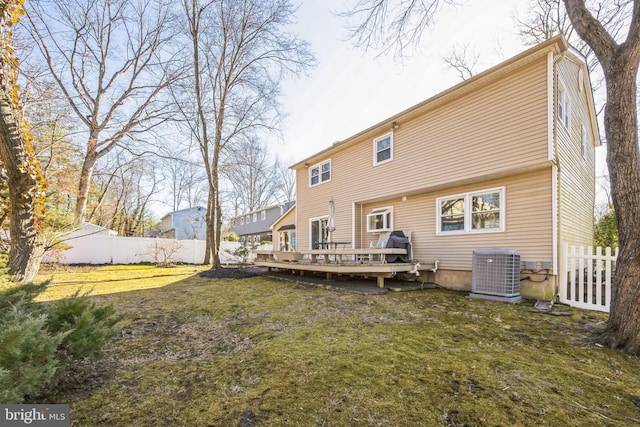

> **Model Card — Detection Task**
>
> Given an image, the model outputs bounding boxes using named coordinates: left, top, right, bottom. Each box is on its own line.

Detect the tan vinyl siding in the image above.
left=359, top=169, right=553, bottom=270
left=556, top=59, right=595, bottom=247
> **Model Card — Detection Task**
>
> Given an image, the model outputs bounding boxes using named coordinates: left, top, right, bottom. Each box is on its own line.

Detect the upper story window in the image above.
left=367, top=206, right=393, bottom=232
left=437, top=187, right=505, bottom=235
left=261, top=211, right=266, bottom=220
left=231, top=219, right=236, bottom=227
left=373, top=133, right=393, bottom=165
left=253, top=213, right=257, bottom=222
left=558, top=85, right=570, bottom=131
left=240, top=217, right=244, bottom=225
left=245, top=215, right=250, bottom=224
left=310, top=159, right=331, bottom=186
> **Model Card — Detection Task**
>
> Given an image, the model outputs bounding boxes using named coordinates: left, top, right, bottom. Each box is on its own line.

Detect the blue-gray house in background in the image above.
left=229, top=201, right=295, bottom=244
left=159, top=206, right=207, bottom=240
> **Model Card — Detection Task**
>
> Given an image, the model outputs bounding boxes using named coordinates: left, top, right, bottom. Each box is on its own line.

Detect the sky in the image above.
left=273, top=0, right=532, bottom=164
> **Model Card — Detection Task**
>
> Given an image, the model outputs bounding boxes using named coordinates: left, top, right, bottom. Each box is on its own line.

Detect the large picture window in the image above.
left=437, top=187, right=504, bottom=235
left=367, top=207, right=393, bottom=232
left=373, top=133, right=393, bottom=165
left=310, top=160, right=331, bottom=186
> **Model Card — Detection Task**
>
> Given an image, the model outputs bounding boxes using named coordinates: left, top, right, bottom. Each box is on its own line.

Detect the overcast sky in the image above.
left=273, top=0, right=532, bottom=164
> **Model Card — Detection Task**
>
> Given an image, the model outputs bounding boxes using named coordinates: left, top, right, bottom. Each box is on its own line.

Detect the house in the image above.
left=272, top=35, right=598, bottom=300
left=229, top=201, right=295, bottom=244
left=159, top=206, right=207, bottom=240
left=64, top=222, right=118, bottom=239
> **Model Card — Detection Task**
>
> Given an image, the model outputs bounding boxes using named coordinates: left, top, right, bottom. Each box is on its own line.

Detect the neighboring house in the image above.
left=159, top=206, right=207, bottom=240
left=272, top=202, right=297, bottom=251
left=64, top=222, right=118, bottom=239
left=273, top=35, right=598, bottom=300
left=229, top=201, right=295, bottom=244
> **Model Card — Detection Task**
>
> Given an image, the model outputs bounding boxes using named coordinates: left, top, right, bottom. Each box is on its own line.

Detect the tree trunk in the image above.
left=74, top=143, right=99, bottom=225
left=203, top=190, right=213, bottom=265
left=562, top=0, right=640, bottom=354
left=599, top=54, right=640, bottom=353
left=0, top=88, right=45, bottom=282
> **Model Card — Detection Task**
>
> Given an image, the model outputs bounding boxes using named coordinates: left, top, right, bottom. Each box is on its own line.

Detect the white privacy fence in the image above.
left=559, top=243, right=618, bottom=312
left=43, top=235, right=272, bottom=265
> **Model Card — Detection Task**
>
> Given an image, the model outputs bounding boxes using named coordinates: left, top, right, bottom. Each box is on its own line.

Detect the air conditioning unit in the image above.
left=470, top=249, right=521, bottom=303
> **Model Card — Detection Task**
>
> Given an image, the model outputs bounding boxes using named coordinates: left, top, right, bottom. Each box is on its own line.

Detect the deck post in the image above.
left=377, top=276, right=385, bottom=288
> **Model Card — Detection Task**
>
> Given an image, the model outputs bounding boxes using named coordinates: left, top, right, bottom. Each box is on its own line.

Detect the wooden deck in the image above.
left=254, top=249, right=421, bottom=288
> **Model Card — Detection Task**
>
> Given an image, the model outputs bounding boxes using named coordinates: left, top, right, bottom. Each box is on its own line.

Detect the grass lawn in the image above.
left=34, top=265, right=640, bottom=426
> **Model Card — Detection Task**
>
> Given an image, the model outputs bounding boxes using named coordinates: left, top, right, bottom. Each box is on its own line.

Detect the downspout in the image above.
left=553, top=50, right=567, bottom=298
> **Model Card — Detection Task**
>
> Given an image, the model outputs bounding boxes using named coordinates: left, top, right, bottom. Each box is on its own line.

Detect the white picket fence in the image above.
left=559, top=243, right=618, bottom=312
left=42, top=234, right=272, bottom=265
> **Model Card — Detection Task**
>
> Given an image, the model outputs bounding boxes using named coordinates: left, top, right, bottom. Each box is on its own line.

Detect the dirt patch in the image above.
left=199, top=267, right=262, bottom=279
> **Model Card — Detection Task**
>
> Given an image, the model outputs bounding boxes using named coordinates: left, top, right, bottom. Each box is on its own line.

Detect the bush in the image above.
left=0, top=309, right=65, bottom=403
left=0, top=282, right=120, bottom=403
left=225, top=240, right=257, bottom=269
left=594, top=206, right=618, bottom=249
left=46, top=292, right=120, bottom=361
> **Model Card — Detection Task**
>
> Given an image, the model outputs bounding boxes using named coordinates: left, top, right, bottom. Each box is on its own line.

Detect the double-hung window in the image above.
left=310, top=160, right=331, bottom=186
left=437, top=187, right=504, bottom=235
left=367, top=207, right=393, bottom=232
left=373, top=133, right=393, bottom=165
left=558, top=85, right=570, bottom=130
left=253, top=213, right=257, bottom=222
left=261, top=211, right=266, bottom=220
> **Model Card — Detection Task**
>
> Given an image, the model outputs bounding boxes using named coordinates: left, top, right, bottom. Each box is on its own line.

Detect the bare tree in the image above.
left=177, top=0, right=315, bottom=268
left=442, top=43, right=478, bottom=81
left=89, top=153, right=157, bottom=236
left=342, top=0, right=640, bottom=354
left=272, top=157, right=296, bottom=204
left=341, top=0, right=455, bottom=58
left=24, top=0, right=179, bottom=225
left=160, top=150, right=208, bottom=212
left=224, top=137, right=279, bottom=212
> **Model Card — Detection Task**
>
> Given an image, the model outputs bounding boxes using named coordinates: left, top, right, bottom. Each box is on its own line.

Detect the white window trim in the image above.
left=373, top=133, right=393, bottom=166
left=253, top=213, right=258, bottom=222
left=240, top=217, right=244, bottom=225
left=261, top=211, right=266, bottom=220
left=309, top=215, right=329, bottom=248
left=366, top=206, right=393, bottom=233
left=436, top=187, right=505, bottom=235
left=558, top=84, right=571, bottom=131
left=309, top=159, right=331, bottom=187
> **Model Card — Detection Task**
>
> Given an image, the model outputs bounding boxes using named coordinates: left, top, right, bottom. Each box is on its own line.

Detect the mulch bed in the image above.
left=198, top=267, right=262, bottom=279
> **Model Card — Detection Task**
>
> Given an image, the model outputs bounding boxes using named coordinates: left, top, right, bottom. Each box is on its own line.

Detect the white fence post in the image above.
left=558, top=243, right=618, bottom=312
